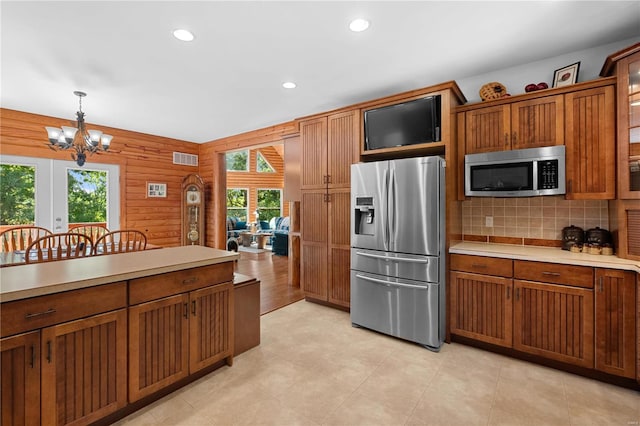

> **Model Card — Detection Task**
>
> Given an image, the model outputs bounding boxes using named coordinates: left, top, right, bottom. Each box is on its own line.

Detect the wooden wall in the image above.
left=0, top=108, right=199, bottom=247
left=226, top=146, right=289, bottom=223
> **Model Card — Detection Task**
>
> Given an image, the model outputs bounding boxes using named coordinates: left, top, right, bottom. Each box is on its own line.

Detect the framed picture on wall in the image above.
left=552, top=62, right=580, bottom=88
left=147, top=182, right=167, bottom=198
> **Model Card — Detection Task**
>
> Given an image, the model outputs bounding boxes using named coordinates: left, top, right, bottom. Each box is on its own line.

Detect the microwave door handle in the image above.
left=532, top=161, right=538, bottom=191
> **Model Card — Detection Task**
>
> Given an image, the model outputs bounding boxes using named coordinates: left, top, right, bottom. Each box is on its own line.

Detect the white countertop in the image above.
left=0, top=245, right=239, bottom=302
left=450, top=241, right=640, bottom=273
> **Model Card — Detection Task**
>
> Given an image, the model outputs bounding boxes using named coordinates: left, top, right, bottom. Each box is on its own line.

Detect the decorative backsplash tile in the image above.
left=462, top=196, right=609, bottom=241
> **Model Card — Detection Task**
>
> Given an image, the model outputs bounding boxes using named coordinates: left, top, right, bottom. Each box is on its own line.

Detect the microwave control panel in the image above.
left=537, top=159, right=559, bottom=189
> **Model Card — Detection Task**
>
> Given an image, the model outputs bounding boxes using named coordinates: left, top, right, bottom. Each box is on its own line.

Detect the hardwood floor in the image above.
left=233, top=250, right=304, bottom=315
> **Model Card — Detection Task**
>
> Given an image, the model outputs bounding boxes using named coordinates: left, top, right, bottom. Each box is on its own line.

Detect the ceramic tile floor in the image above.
left=116, top=300, right=640, bottom=426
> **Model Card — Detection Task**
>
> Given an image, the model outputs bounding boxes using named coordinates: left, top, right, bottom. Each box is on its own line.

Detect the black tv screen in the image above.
left=364, top=95, right=441, bottom=151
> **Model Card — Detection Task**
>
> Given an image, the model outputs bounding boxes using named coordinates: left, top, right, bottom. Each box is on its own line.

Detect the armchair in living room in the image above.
left=269, top=216, right=290, bottom=255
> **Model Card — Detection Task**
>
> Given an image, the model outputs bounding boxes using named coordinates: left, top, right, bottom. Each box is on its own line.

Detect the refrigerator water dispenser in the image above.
left=354, top=196, right=375, bottom=235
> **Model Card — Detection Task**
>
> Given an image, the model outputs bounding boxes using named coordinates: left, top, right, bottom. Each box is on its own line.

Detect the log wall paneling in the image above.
left=0, top=331, right=40, bottom=426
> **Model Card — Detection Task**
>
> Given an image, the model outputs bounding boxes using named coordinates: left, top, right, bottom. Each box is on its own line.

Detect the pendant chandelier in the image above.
left=44, top=91, right=113, bottom=166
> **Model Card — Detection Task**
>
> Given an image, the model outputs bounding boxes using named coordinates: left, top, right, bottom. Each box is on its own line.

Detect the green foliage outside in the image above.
left=257, top=189, right=281, bottom=222
left=256, top=152, right=275, bottom=173
left=67, top=169, right=107, bottom=223
left=226, top=151, right=248, bottom=171
left=227, top=188, right=247, bottom=220
left=0, top=164, right=36, bottom=225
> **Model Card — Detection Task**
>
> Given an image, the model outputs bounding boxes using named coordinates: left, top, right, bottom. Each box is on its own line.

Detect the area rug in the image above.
left=238, top=246, right=268, bottom=254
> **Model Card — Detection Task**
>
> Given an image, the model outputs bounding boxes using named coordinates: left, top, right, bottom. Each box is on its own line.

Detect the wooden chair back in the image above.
left=0, top=226, right=53, bottom=252
left=94, top=230, right=147, bottom=255
left=25, top=233, right=93, bottom=264
left=68, top=224, right=109, bottom=242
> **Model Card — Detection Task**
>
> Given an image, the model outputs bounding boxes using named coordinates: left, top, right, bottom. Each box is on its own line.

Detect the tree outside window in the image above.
left=256, top=152, right=275, bottom=173
left=227, top=188, right=248, bottom=220
left=226, top=150, right=248, bottom=171
left=256, top=189, right=281, bottom=222
left=0, top=164, right=35, bottom=225
left=67, top=169, right=107, bottom=224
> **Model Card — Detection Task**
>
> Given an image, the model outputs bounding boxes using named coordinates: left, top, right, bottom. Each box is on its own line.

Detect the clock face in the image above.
left=186, top=190, right=201, bottom=205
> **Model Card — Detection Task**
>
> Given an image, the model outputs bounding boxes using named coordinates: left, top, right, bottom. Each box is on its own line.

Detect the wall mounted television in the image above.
left=363, top=95, right=441, bottom=151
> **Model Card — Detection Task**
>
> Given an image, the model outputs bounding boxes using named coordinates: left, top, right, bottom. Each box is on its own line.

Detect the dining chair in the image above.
left=68, top=224, right=109, bottom=242
left=24, top=232, right=93, bottom=263
left=0, top=226, right=53, bottom=252
left=94, top=230, right=147, bottom=255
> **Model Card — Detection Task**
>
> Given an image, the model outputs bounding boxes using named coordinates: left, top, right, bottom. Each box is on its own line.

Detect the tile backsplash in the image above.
left=462, top=196, right=609, bottom=241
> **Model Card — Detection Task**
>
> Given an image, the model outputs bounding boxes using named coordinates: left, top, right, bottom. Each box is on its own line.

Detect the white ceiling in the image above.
left=1, top=1, right=639, bottom=143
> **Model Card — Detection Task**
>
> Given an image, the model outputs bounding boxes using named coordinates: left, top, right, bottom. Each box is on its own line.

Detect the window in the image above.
left=226, top=188, right=248, bottom=220
left=256, top=189, right=282, bottom=222
left=226, top=150, right=248, bottom=171
left=256, top=152, right=275, bottom=173
left=1, top=155, right=119, bottom=231
left=0, top=164, right=36, bottom=225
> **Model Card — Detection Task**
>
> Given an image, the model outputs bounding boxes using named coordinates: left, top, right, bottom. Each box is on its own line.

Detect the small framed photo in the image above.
left=552, top=62, right=580, bottom=88
left=147, top=182, right=167, bottom=198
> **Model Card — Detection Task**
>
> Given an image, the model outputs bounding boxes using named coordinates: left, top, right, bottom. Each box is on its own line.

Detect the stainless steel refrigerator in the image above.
left=350, top=156, right=445, bottom=351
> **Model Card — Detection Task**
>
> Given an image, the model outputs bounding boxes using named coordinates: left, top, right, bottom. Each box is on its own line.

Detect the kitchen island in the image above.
left=0, top=246, right=241, bottom=425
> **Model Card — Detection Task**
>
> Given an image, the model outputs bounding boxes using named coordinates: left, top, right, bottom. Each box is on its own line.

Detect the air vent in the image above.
left=173, top=152, right=198, bottom=166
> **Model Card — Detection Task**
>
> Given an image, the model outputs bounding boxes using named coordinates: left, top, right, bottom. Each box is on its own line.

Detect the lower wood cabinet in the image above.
left=450, top=254, right=637, bottom=380
left=513, top=280, right=594, bottom=368
left=129, top=283, right=233, bottom=402
left=1, top=330, right=41, bottom=426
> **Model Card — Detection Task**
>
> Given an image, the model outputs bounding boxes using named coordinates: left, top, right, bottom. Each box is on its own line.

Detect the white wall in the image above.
left=457, top=37, right=640, bottom=104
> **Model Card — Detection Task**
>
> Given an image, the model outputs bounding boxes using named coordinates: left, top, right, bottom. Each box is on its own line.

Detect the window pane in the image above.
left=67, top=169, right=108, bottom=225
left=226, top=151, right=248, bottom=171
left=226, top=188, right=248, bottom=221
left=0, top=164, right=35, bottom=225
left=257, top=152, right=275, bottom=173
left=257, top=189, right=281, bottom=222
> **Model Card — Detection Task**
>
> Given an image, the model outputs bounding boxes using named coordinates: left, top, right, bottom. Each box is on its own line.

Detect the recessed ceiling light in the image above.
left=283, top=82, right=296, bottom=89
left=173, top=29, right=195, bottom=42
left=349, top=18, right=370, bottom=32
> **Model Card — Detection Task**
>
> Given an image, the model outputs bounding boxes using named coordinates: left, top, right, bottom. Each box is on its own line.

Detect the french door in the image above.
left=0, top=155, right=120, bottom=231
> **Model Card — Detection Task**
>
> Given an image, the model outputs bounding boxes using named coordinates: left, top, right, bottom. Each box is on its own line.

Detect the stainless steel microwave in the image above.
left=465, top=145, right=566, bottom=197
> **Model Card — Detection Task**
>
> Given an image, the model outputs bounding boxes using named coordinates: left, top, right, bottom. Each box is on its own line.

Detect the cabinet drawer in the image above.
left=514, top=261, right=593, bottom=288
left=129, top=262, right=234, bottom=305
left=450, top=254, right=513, bottom=277
left=1, top=282, right=127, bottom=338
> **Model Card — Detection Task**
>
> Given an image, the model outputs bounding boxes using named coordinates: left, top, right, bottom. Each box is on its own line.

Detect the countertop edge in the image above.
left=449, top=242, right=640, bottom=273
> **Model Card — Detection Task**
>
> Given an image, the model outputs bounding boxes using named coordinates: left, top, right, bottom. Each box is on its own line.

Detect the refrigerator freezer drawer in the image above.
left=351, top=248, right=439, bottom=283
left=350, top=270, right=440, bottom=349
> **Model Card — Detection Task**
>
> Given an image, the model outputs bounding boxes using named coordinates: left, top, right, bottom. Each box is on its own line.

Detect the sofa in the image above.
left=226, top=217, right=247, bottom=251
left=269, top=216, right=290, bottom=256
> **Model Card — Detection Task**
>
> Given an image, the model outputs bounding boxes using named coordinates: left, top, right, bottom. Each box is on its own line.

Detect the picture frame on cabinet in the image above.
left=552, top=61, right=580, bottom=87
left=147, top=182, right=167, bottom=198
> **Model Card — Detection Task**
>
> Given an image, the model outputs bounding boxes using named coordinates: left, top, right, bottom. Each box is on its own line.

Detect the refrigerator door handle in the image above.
left=355, top=251, right=431, bottom=264
left=383, top=168, right=390, bottom=251
left=356, top=273, right=431, bottom=290
left=389, top=169, right=396, bottom=248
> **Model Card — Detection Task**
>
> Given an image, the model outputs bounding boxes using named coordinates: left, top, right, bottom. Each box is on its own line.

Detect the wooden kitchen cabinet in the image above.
left=463, top=95, right=564, bottom=154
left=513, top=280, right=594, bottom=368
left=299, top=109, right=358, bottom=307
left=41, top=309, right=128, bottom=426
left=594, top=268, right=637, bottom=378
left=564, top=85, right=616, bottom=199
left=1, top=331, right=41, bottom=426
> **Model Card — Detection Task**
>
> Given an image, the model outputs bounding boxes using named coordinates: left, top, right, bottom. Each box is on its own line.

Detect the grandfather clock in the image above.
left=181, top=174, right=205, bottom=245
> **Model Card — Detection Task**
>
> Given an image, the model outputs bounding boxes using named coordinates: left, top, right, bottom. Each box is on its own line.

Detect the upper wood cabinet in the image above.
left=564, top=85, right=616, bottom=199
left=601, top=42, right=640, bottom=199
left=300, top=110, right=359, bottom=191
left=463, top=95, right=564, bottom=154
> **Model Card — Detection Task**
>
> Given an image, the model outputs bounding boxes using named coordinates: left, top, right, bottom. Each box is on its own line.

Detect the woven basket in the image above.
left=479, top=82, right=507, bottom=101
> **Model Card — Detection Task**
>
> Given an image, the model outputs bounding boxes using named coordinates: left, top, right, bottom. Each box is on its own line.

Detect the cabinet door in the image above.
left=129, top=295, right=189, bottom=402
left=450, top=271, right=513, bottom=347
left=300, top=190, right=328, bottom=300
left=595, top=269, right=636, bottom=378
left=327, top=189, right=351, bottom=307
left=615, top=50, right=640, bottom=199
left=510, top=95, right=564, bottom=150
left=41, top=309, right=127, bottom=426
left=514, top=280, right=593, bottom=368
left=465, top=105, right=510, bottom=154
left=565, top=86, right=616, bottom=199
left=300, top=117, right=327, bottom=190
left=327, top=110, right=359, bottom=189
left=1, top=331, right=40, bottom=426
left=189, top=283, right=234, bottom=372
